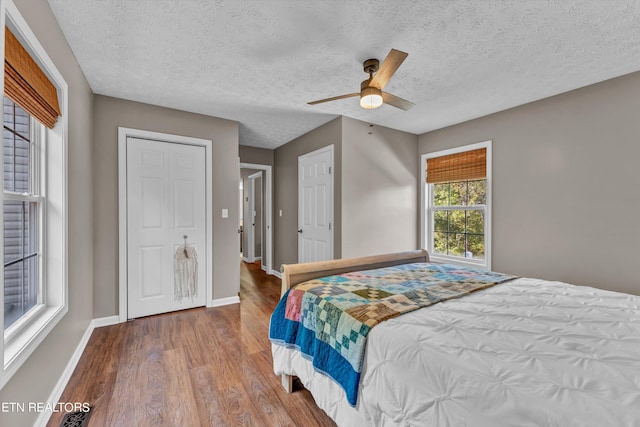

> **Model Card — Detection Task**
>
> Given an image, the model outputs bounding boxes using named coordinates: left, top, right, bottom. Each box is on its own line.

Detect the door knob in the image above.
left=297, top=229, right=303, bottom=233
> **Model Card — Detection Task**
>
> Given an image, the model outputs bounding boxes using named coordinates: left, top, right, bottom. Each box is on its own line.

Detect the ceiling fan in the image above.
left=308, top=48, right=415, bottom=111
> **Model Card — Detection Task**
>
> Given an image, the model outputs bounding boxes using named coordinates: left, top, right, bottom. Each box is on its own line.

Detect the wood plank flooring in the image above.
left=46, top=261, right=336, bottom=427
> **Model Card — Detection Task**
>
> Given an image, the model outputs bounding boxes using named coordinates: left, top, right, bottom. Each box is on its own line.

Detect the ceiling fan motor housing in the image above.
left=361, top=59, right=383, bottom=109
left=363, top=58, right=380, bottom=74
left=361, top=79, right=379, bottom=91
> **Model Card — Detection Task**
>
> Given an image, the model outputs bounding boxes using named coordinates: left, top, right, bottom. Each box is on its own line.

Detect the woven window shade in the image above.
left=426, top=147, right=486, bottom=184
left=4, top=27, right=60, bottom=129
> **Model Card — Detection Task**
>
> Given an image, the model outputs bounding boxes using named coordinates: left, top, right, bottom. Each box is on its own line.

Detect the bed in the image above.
left=269, top=250, right=640, bottom=426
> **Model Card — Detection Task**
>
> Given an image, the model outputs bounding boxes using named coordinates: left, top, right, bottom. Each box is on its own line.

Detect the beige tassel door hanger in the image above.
left=174, top=235, right=198, bottom=302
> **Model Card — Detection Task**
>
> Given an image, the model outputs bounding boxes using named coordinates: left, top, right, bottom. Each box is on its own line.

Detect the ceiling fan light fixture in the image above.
left=360, top=87, right=383, bottom=109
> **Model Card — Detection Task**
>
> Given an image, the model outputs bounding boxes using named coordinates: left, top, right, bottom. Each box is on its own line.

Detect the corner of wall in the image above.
left=340, top=117, right=419, bottom=258
left=273, top=117, right=343, bottom=267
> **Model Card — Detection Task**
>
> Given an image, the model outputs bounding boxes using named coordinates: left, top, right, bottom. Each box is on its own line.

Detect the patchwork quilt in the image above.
left=269, top=262, right=516, bottom=406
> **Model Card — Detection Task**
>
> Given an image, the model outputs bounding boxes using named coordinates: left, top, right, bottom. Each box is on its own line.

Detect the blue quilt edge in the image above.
left=269, top=298, right=360, bottom=406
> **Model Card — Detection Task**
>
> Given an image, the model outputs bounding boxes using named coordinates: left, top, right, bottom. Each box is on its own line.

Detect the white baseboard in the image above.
left=254, top=256, right=262, bottom=261
left=261, top=264, right=267, bottom=272
left=34, top=315, right=122, bottom=427
left=242, top=257, right=249, bottom=263
left=90, top=315, right=120, bottom=329
left=208, top=296, right=240, bottom=307
left=270, top=269, right=282, bottom=279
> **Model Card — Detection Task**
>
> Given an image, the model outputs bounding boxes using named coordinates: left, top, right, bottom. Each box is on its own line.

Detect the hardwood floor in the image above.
left=47, top=261, right=336, bottom=427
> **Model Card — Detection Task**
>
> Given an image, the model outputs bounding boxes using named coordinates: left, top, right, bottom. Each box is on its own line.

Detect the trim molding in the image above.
left=208, top=296, right=240, bottom=307
left=90, top=315, right=120, bottom=329
left=271, top=270, right=282, bottom=279
left=34, top=315, right=121, bottom=427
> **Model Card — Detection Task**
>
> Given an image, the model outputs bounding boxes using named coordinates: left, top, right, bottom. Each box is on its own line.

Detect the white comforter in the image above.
left=272, top=277, right=640, bottom=426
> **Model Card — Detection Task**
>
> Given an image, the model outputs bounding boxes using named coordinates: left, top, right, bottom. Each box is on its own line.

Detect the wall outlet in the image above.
left=222, top=209, right=229, bottom=218
left=279, top=209, right=283, bottom=217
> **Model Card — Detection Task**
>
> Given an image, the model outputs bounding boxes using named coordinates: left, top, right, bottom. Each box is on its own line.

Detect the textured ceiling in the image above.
left=47, top=0, right=640, bottom=149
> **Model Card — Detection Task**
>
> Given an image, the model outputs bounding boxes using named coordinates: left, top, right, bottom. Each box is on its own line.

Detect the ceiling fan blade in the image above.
left=307, top=93, right=359, bottom=105
left=382, top=92, right=415, bottom=111
left=370, top=49, right=408, bottom=90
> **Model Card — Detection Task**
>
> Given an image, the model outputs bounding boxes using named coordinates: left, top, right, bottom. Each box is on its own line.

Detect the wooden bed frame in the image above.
left=277, top=249, right=430, bottom=392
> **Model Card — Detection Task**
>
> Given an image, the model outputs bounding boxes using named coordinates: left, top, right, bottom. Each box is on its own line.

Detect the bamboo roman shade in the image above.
left=4, top=27, right=60, bottom=129
left=426, top=147, right=486, bottom=184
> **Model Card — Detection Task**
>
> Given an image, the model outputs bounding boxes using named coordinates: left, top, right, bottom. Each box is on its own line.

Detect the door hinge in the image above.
left=329, top=166, right=331, bottom=174
left=329, top=222, right=332, bottom=230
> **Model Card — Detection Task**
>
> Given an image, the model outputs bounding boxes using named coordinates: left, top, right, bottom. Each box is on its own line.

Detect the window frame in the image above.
left=0, top=0, right=68, bottom=390
left=421, top=141, right=492, bottom=270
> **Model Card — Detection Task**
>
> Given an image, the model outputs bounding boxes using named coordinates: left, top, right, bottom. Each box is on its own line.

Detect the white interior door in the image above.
left=247, top=175, right=255, bottom=262
left=126, top=137, right=206, bottom=318
left=298, top=145, right=333, bottom=263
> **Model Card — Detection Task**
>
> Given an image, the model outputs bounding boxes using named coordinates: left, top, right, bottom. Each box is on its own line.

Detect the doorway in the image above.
left=240, top=169, right=263, bottom=263
left=239, top=162, right=273, bottom=275
left=118, top=128, right=213, bottom=321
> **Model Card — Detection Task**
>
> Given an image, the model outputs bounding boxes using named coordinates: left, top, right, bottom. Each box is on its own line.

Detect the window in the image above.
left=432, top=179, right=486, bottom=260
left=422, top=141, right=491, bottom=269
left=1, top=0, right=68, bottom=390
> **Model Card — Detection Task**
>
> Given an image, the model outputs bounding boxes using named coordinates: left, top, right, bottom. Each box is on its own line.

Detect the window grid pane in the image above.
left=3, top=95, right=39, bottom=331
left=3, top=97, right=31, bottom=193
left=4, top=256, right=38, bottom=329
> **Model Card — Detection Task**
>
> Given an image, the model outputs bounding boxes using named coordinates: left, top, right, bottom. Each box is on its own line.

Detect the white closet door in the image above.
left=126, top=137, right=206, bottom=318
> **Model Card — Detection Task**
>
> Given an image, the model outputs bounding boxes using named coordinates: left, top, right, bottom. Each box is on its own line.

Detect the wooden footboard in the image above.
left=278, top=249, right=429, bottom=393
left=280, top=249, right=429, bottom=297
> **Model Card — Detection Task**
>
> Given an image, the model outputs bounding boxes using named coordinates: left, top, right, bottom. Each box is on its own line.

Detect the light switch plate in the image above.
left=222, top=208, right=229, bottom=218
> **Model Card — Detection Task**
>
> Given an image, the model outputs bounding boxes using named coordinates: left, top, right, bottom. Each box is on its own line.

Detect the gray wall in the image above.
left=419, top=71, right=640, bottom=296
left=341, top=117, right=419, bottom=258
left=93, top=95, right=240, bottom=317
left=274, top=117, right=343, bottom=269
left=272, top=116, right=419, bottom=268
left=239, top=145, right=274, bottom=166
left=0, top=0, right=94, bottom=425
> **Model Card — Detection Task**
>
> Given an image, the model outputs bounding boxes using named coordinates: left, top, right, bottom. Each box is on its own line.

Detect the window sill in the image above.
left=428, top=254, right=490, bottom=270
left=1, top=304, right=67, bottom=389
left=4, top=303, right=46, bottom=342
